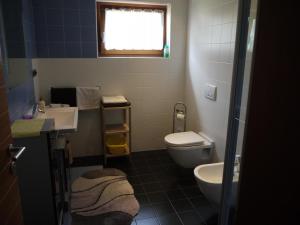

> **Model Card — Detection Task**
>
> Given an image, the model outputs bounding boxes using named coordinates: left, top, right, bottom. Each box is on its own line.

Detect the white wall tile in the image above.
left=222, top=1, right=235, bottom=23
left=185, top=0, right=238, bottom=162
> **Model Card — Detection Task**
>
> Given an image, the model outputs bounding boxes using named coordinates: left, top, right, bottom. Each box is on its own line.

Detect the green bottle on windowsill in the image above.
left=163, top=44, right=170, bottom=58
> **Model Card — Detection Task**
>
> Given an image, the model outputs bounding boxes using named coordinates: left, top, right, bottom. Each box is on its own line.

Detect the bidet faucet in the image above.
left=234, top=155, right=241, bottom=174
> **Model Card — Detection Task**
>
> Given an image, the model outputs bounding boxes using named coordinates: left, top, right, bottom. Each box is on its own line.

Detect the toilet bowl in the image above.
left=194, top=162, right=239, bottom=206
left=164, top=131, right=214, bottom=168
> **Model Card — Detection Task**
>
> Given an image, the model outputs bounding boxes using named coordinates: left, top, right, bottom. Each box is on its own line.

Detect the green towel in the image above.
left=11, top=119, right=45, bottom=138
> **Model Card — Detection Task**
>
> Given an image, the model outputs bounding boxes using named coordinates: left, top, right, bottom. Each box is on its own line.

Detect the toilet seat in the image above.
left=164, top=131, right=205, bottom=147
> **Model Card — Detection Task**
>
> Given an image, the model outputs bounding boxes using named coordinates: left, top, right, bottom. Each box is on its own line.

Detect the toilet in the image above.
left=164, top=131, right=214, bottom=168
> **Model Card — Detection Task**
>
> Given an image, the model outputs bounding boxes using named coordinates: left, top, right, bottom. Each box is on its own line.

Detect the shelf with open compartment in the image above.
left=100, top=102, right=131, bottom=165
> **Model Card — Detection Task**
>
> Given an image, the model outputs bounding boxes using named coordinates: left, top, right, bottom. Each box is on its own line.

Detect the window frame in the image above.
left=97, top=2, right=167, bottom=57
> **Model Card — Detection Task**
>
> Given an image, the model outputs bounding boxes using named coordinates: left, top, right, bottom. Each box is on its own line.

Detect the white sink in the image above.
left=37, top=107, right=78, bottom=133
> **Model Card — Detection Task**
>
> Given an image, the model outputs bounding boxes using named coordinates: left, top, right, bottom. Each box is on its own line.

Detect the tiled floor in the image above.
left=106, top=150, right=219, bottom=225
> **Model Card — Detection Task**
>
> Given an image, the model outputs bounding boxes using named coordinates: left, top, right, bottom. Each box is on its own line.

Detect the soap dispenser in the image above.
left=38, top=98, right=46, bottom=113
left=163, top=44, right=170, bottom=58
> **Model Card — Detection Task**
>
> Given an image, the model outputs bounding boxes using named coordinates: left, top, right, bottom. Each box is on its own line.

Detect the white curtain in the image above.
left=104, top=8, right=165, bottom=50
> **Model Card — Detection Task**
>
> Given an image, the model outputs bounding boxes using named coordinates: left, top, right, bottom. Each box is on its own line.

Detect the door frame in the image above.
left=218, top=0, right=257, bottom=224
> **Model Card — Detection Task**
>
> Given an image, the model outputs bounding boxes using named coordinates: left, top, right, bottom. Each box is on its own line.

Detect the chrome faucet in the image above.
left=34, top=102, right=45, bottom=114
left=37, top=99, right=46, bottom=113
left=234, top=154, right=241, bottom=174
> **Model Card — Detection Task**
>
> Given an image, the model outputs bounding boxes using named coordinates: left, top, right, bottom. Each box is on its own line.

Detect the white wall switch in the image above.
left=205, top=84, right=217, bottom=101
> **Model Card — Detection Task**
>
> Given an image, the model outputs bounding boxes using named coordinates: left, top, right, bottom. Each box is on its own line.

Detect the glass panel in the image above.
left=104, top=9, right=164, bottom=50
left=0, top=0, right=31, bottom=89
left=229, top=0, right=258, bottom=224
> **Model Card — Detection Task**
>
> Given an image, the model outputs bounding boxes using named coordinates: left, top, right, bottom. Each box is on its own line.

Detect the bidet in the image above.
left=194, top=162, right=239, bottom=206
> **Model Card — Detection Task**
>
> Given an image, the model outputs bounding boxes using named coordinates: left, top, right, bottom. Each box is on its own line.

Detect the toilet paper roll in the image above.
left=176, top=113, right=185, bottom=120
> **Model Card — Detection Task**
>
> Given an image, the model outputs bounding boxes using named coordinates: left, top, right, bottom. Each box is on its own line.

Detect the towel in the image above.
left=101, top=96, right=130, bottom=107
left=76, top=87, right=101, bottom=110
left=11, top=119, right=45, bottom=138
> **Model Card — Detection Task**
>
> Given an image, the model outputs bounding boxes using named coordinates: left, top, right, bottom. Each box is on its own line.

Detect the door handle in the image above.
left=8, top=144, right=26, bottom=161
left=8, top=144, right=26, bottom=175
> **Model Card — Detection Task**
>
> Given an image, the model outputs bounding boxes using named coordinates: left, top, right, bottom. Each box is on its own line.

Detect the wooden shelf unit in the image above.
left=100, top=103, right=132, bottom=165
left=105, top=124, right=129, bottom=134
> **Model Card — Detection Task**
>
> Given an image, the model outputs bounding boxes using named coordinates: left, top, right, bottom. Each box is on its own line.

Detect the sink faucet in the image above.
left=36, top=99, right=46, bottom=113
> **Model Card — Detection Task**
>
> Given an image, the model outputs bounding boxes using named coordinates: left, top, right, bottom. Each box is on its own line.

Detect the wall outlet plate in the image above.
left=205, top=84, right=217, bottom=101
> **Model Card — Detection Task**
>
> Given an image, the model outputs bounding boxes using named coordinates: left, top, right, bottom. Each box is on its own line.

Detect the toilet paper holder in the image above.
left=173, top=102, right=187, bottom=133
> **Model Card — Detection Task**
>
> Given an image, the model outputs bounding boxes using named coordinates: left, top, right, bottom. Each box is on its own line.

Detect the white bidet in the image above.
left=194, top=162, right=239, bottom=206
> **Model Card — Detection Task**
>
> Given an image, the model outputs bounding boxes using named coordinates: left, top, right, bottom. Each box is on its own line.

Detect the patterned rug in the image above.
left=71, top=168, right=140, bottom=225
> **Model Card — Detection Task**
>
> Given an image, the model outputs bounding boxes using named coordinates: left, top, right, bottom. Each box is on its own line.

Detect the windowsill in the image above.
left=97, top=56, right=170, bottom=59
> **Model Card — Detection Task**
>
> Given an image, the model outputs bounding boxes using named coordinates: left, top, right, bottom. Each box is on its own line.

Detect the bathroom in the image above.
left=1, top=0, right=297, bottom=225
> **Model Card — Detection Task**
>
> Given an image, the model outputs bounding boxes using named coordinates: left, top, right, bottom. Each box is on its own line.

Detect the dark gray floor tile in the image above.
left=139, top=174, right=158, bottom=184
left=133, top=159, right=148, bottom=168
left=153, top=202, right=175, bottom=217
left=133, top=184, right=145, bottom=194
left=179, top=210, right=205, bottom=225
left=160, top=181, right=180, bottom=191
left=178, top=178, right=198, bottom=188
left=189, top=196, right=212, bottom=208
left=143, top=182, right=162, bottom=193
left=190, top=196, right=218, bottom=220
left=171, top=199, right=194, bottom=213
left=205, top=214, right=219, bottom=225
left=147, top=192, right=169, bottom=203
left=151, top=164, right=165, bottom=173
left=131, top=154, right=146, bottom=162
left=158, top=213, right=183, bottom=225
left=126, top=168, right=139, bottom=176
left=128, top=176, right=141, bottom=185
left=136, top=194, right=150, bottom=206
left=166, top=189, right=186, bottom=201
left=147, top=158, right=161, bottom=165
left=136, top=218, right=160, bottom=225
left=135, top=205, right=156, bottom=220
left=135, top=166, right=151, bottom=175
left=182, top=186, right=203, bottom=198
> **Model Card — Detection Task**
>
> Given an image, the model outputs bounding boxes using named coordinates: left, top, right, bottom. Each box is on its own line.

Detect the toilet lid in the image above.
left=164, top=131, right=205, bottom=147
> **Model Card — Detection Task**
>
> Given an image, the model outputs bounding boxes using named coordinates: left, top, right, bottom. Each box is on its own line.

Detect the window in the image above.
left=97, top=2, right=167, bottom=57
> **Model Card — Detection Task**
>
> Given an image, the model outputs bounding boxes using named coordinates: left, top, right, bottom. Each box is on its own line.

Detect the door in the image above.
left=0, top=56, right=24, bottom=224
left=234, top=0, right=299, bottom=224
left=220, top=0, right=299, bottom=225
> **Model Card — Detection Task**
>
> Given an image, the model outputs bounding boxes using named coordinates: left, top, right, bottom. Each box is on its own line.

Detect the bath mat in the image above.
left=72, top=211, right=132, bottom=225
left=71, top=168, right=139, bottom=225
left=82, top=168, right=126, bottom=179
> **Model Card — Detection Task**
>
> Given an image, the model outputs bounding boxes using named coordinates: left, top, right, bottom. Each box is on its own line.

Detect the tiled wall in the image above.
left=23, top=0, right=37, bottom=58
left=32, top=0, right=97, bottom=58
left=185, top=0, right=238, bottom=161
left=34, top=0, right=188, bottom=157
